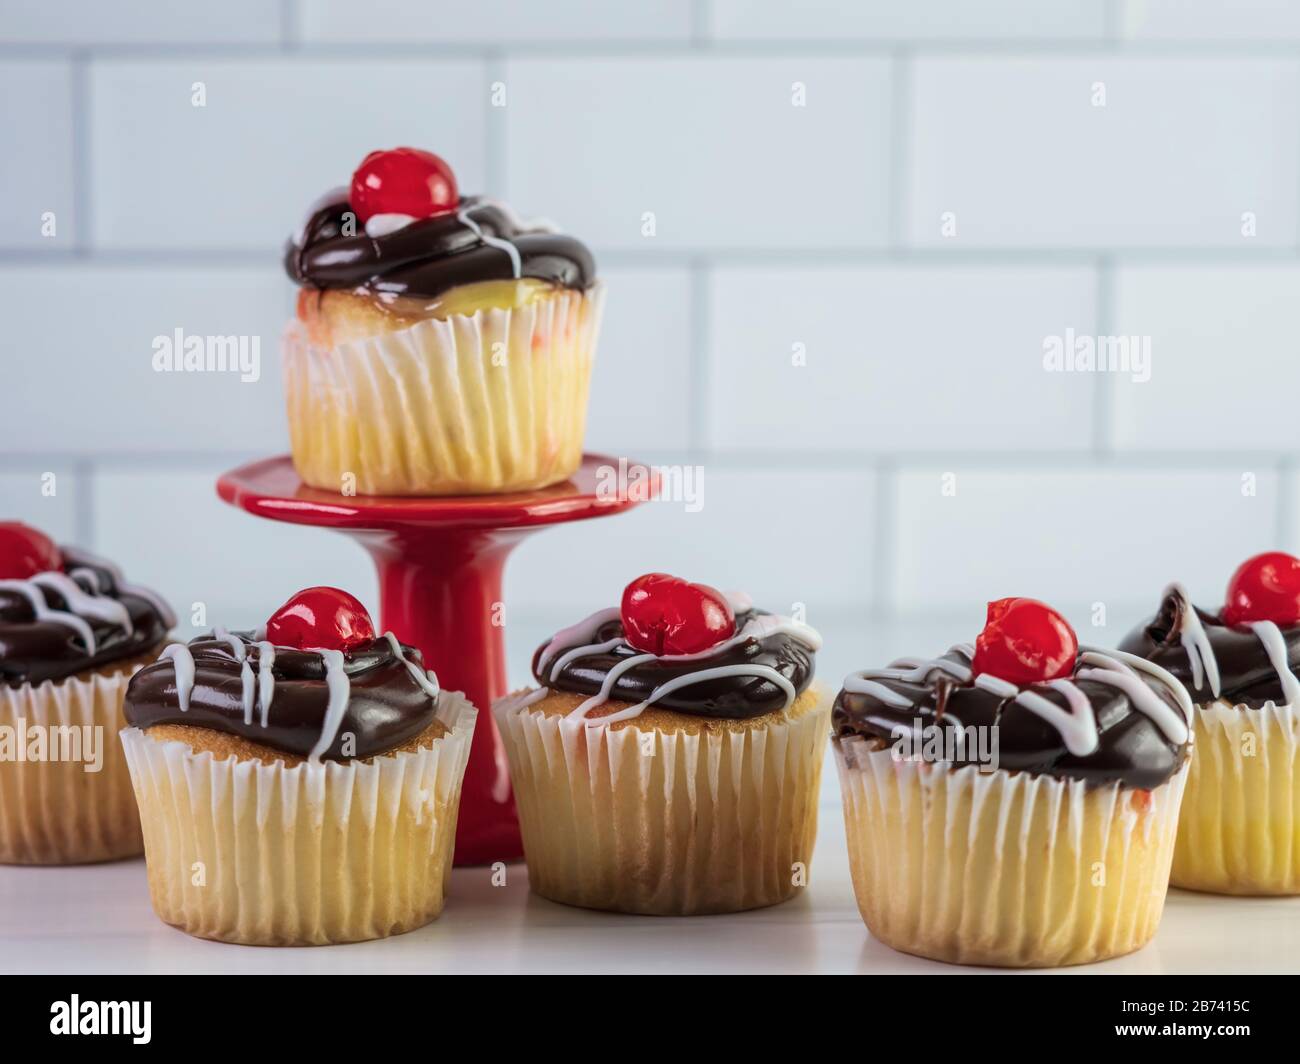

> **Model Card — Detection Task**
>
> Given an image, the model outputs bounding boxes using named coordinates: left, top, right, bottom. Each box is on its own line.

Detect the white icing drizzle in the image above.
left=514, top=687, right=552, bottom=709
left=159, top=643, right=195, bottom=712
left=540, top=602, right=823, bottom=726
left=255, top=641, right=276, bottom=728
left=1013, top=681, right=1098, bottom=757
left=308, top=649, right=350, bottom=762
left=725, top=590, right=754, bottom=614
left=591, top=664, right=799, bottom=726
left=458, top=204, right=522, bottom=278
left=843, top=643, right=1193, bottom=758
left=382, top=632, right=441, bottom=700
left=211, top=626, right=246, bottom=661
left=68, top=566, right=102, bottom=593
left=1248, top=621, right=1300, bottom=708
left=549, top=637, right=623, bottom=683
left=973, top=673, right=1019, bottom=698
left=0, top=578, right=97, bottom=653
left=30, top=571, right=133, bottom=634
left=1091, top=646, right=1195, bottom=723
left=209, top=627, right=257, bottom=724
left=1157, top=583, right=1300, bottom=708
left=566, top=653, right=658, bottom=720
left=1075, top=652, right=1189, bottom=746
left=1166, top=582, right=1220, bottom=697
left=537, top=607, right=621, bottom=676
left=0, top=553, right=160, bottom=656
left=155, top=630, right=434, bottom=746
left=842, top=677, right=915, bottom=709
left=61, top=546, right=176, bottom=629
left=849, top=645, right=973, bottom=686
left=364, top=212, right=416, bottom=238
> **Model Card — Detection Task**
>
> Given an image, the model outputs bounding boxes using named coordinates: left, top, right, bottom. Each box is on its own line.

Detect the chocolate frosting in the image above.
left=532, top=608, right=816, bottom=719
left=0, top=549, right=172, bottom=687
left=124, top=632, right=438, bottom=761
left=832, top=645, right=1190, bottom=788
left=285, top=194, right=596, bottom=300
left=1118, top=585, right=1300, bottom=708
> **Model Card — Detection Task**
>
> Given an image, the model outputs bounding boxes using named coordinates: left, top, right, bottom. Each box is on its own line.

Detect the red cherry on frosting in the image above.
left=265, top=586, right=376, bottom=652
left=1221, top=551, right=1300, bottom=628
left=0, top=522, right=62, bottom=580
left=620, top=573, right=736, bottom=656
left=971, top=597, right=1078, bottom=686
left=349, top=147, right=458, bottom=225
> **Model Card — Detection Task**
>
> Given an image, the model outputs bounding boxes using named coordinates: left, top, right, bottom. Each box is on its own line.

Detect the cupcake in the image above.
left=120, top=586, right=476, bottom=946
left=493, top=572, right=828, bottom=915
left=1119, top=552, right=1300, bottom=895
left=0, top=522, right=172, bottom=864
left=283, top=146, right=602, bottom=496
left=834, top=597, right=1192, bottom=968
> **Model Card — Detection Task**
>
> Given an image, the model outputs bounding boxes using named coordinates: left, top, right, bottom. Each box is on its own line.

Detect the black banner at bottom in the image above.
left=0, top=972, right=1294, bottom=1049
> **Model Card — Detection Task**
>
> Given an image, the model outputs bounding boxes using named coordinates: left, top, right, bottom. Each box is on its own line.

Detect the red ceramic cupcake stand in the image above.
left=216, top=453, right=656, bottom=865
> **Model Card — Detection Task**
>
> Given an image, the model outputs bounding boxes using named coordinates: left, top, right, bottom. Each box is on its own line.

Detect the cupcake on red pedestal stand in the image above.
left=219, top=144, right=644, bottom=866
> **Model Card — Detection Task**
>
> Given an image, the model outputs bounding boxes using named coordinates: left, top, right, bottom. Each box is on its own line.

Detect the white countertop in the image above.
left=3, top=757, right=1297, bottom=975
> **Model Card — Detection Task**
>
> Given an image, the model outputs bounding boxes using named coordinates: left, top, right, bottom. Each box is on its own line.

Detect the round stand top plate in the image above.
left=216, top=453, right=657, bottom=532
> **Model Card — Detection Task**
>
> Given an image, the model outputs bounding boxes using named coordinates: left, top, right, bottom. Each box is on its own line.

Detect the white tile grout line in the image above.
left=1092, top=256, right=1114, bottom=455
left=69, top=49, right=90, bottom=257
left=5, top=450, right=1300, bottom=475
left=280, top=0, right=299, bottom=52
left=692, top=0, right=711, bottom=47
left=11, top=42, right=1300, bottom=59
left=687, top=256, right=712, bottom=458
left=6, top=248, right=1300, bottom=267
left=1278, top=457, right=1296, bottom=546
left=1105, top=0, right=1123, bottom=43
left=886, top=50, right=910, bottom=251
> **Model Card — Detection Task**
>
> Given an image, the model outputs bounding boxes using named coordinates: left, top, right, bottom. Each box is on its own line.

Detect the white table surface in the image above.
left=2, top=752, right=1297, bottom=975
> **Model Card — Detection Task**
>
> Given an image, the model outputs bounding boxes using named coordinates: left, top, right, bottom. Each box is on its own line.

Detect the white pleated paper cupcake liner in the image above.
left=284, top=284, right=603, bottom=495
left=835, top=735, right=1187, bottom=967
left=0, top=663, right=146, bottom=864
left=494, top=689, right=830, bottom=915
left=121, top=691, right=477, bottom=946
left=1173, top=699, right=1300, bottom=894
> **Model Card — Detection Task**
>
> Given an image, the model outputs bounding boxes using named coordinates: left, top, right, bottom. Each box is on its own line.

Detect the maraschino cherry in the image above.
left=350, top=147, right=458, bottom=224
left=0, top=522, right=62, bottom=580
left=620, top=573, right=736, bottom=656
left=1221, top=551, right=1300, bottom=628
left=971, top=597, right=1078, bottom=686
left=265, top=587, right=376, bottom=652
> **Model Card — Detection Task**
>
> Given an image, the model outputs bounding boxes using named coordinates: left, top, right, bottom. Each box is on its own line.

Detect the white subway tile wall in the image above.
left=503, top=55, right=893, bottom=249
left=2, top=1, right=1295, bottom=687
left=905, top=56, right=1300, bottom=249
left=0, top=63, right=75, bottom=249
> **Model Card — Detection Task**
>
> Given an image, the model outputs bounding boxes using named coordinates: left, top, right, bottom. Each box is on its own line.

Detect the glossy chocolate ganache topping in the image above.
left=834, top=599, right=1193, bottom=789
left=0, top=543, right=174, bottom=688
left=527, top=583, right=821, bottom=725
left=1118, top=583, right=1300, bottom=709
left=125, top=629, right=441, bottom=762
left=286, top=192, right=596, bottom=301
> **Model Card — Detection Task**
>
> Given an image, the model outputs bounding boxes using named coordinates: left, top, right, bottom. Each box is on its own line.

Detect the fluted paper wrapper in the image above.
left=834, top=736, right=1187, bottom=968
left=0, top=665, right=144, bottom=864
left=284, top=285, right=603, bottom=496
left=121, top=691, right=477, bottom=946
left=1173, top=700, right=1300, bottom=895
left=495, top=691, right=830, bottom=915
